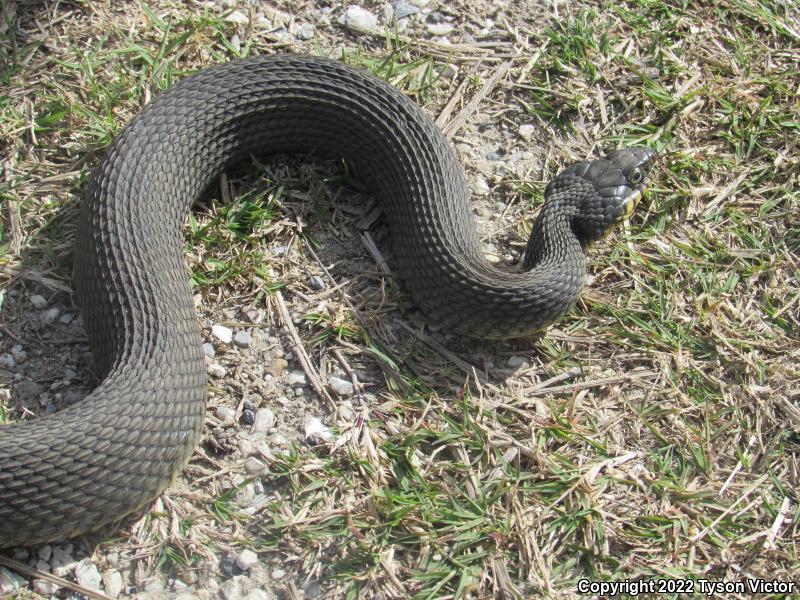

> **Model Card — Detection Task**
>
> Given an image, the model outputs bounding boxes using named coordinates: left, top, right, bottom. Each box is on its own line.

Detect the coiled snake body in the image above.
left=0, top=55, right=654, bottom=547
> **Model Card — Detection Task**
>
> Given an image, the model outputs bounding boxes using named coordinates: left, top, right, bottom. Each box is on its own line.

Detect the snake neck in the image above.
left=522, top=194, right=586, bottom=273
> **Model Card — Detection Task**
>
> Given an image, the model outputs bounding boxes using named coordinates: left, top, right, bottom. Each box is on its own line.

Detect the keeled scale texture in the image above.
left=0, top=56, right=604, bottom=547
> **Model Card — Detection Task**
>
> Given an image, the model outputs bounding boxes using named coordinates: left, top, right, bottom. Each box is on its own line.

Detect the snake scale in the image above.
left=0, top=55, right=654, bottom=548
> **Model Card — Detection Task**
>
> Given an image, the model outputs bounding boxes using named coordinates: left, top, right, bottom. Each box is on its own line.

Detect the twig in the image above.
left=274, top=290, right=335, bottom=409
left=0, top=555, right=112, bottom=600
left=441, top=61, right=513, bottom=139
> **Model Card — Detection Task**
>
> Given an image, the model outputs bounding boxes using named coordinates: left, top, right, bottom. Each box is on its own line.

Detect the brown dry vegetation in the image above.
left=1, top=0, right=798, bottom=598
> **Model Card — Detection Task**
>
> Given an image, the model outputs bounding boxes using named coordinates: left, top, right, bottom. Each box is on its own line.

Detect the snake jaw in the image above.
left=559, top=146, right=656, bottom=245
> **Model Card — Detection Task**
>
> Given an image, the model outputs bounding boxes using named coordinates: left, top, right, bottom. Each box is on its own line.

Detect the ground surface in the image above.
left=1, top=0, right=798, bottom=599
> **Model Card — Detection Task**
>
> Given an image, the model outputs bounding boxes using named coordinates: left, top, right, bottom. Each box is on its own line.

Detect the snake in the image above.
left=0, top=55, right=655, bottom=548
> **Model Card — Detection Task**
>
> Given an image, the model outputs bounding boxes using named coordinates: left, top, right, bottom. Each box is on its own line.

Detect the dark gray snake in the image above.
left=0, top=55, right=654, bottom=548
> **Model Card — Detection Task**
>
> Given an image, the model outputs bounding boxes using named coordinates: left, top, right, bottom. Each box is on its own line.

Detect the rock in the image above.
left=269, top=357, right=289, bottom=377
left=272, top=567, right=286, bottom=580
left=336, top=400, right=355, bottom=422
left=0, top=353, right=15, bottom=368
left=0, top=567, right=25, bottom=594
left=38, top=545, right=53, bottom=561
left=203, top=343, right=216, bottom=358
left=427, top=23, right=454, bottom=36
left=518, top=124, right=535, bottom=141
left=59, top=312, right=74, bottom=324
left=208, top=363, right=227, bottom=378
left=33, top=579, right=59, bottom=595
left=344, top=5, right=379, bottom=33
left=507, top=355, right=528, bottom=368
left=225, top=10, right=249, bottom=25
left=30, top=294, right=47, bottom=309
left=75, top=558, right=102, bottom=591
left=243, top=457, right=266, bottom=475
left=50, top=542, right=75, bottom=576
left=10, top=346, right=27, bottom=363
left=212, top=324, right=233, bottom=344
left=329, top=376, right=354, bottom=397
left=309, top=275, right=325, bottom=290
left=43, top=306, right=61, bottom=321
left=252, top=408, right=275, bottom=433
left=304, top=416, right=333, bottom=444
left=286, top=370, right=307, bottom=385
left=244, top=307, right=266, bottom=324
left=474, top=176, right=491, bottom=196
left=235, top=549, right=259, bottom=571
left=241, top=408, right=256, bottom=425
left=393, top=1, right=420, bottom=19
left=216, top=406, right=236, bottom=425
left=294, top=22, right=316, bottom=40
left=233, top=330, right=252, bottom=348
left=103, top=569, right=123, bottom=598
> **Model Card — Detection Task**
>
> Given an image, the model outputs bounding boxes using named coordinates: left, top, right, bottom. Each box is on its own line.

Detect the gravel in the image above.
left=30, top=294, right=47, bottom=309
left=252, top=407, right=275, bottom=433
left=329, top=376, right=354, bottom=397
left=74, top=559, right=102, bottom=591
left=233, top=330, right=252, bottom=348
left=234, top=549, right=259, bottom=571
left=286, top=370, right=307, bottom=385
left=212, top=324, right=234, bottom=344
left=103, top=570, right=123, bottom=599
left=243, top=457, right=267, bottom=476
left=343, top=5, right=379, bottom=33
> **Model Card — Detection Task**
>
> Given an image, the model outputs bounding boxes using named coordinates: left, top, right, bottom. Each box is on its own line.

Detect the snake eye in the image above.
left=629, top=168, right=644, bottom=185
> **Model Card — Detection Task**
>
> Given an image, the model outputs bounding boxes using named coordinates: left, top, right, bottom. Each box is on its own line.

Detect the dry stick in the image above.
left=3, top=161, right=22, bottom=256
left=521, top=370, right=658, bottom=397
left=690, top=473, right=770, bottom=545
left=0, top=555, right=113, bottom=600
left=274, top=290, right=335, bottom=409
left=719, top=435, right=756, bottom=496
left=441, top=61, right=513, bottom=139
left=763, top=496, right=792, bottom=550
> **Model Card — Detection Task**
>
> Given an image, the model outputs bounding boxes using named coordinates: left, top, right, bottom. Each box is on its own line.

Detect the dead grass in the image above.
left=1, top=0, right=798, bottom=598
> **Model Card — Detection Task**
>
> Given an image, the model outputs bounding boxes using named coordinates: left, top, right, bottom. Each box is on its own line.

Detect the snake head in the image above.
left=552, top=146, right=656, bottom=245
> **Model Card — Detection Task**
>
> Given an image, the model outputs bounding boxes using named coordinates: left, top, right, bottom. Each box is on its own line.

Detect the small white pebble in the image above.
left=286, top=370, right=307, bottom=385
left=329, top=376, right=354, bottom=397
left=212, top=324, right=233, bottom=344
left=43, top=307, right=61, bottom=321
left=474, top=176, right=491, bottom=196
left=225, top=10, right=249, bottom=25
left=33, top=579, right=59, bottom=595
left=103, top=570, right=123, bottom=598
left=518, top=124, right=535, bottom=141
left=272, top=568, right=286, bottom=580
left=507, top=355, right=528, bottom=369
left=203, top=343, right=216, bottom=358
left=30, top=294, right=47, bottom=309
left=304, top=416, right=333, bottom=444
left=216, top=406, right=236, bottom=425
left=243, top=457, right=266, bottom=476
left=74, top=559, right=102, bottom=591
left=294, top=22, right=316, bottom=40
left=59, top=313, right=74, bottom=324
left=235, top=549, right=259, bottom=571
left=0, top=353, right=15, bottom=368
left=233, top=330, right=252, bottom=348
left=208, top=363, right=227, bottom=378
left=427, top=23, right=454, bottom=35
left=251, top=408, right=275, bottom=433
left=344, top=5, right=379, bottom=33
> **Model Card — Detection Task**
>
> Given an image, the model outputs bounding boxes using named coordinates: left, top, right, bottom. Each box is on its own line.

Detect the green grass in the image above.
left=0, top=0, right=798, bottom=598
